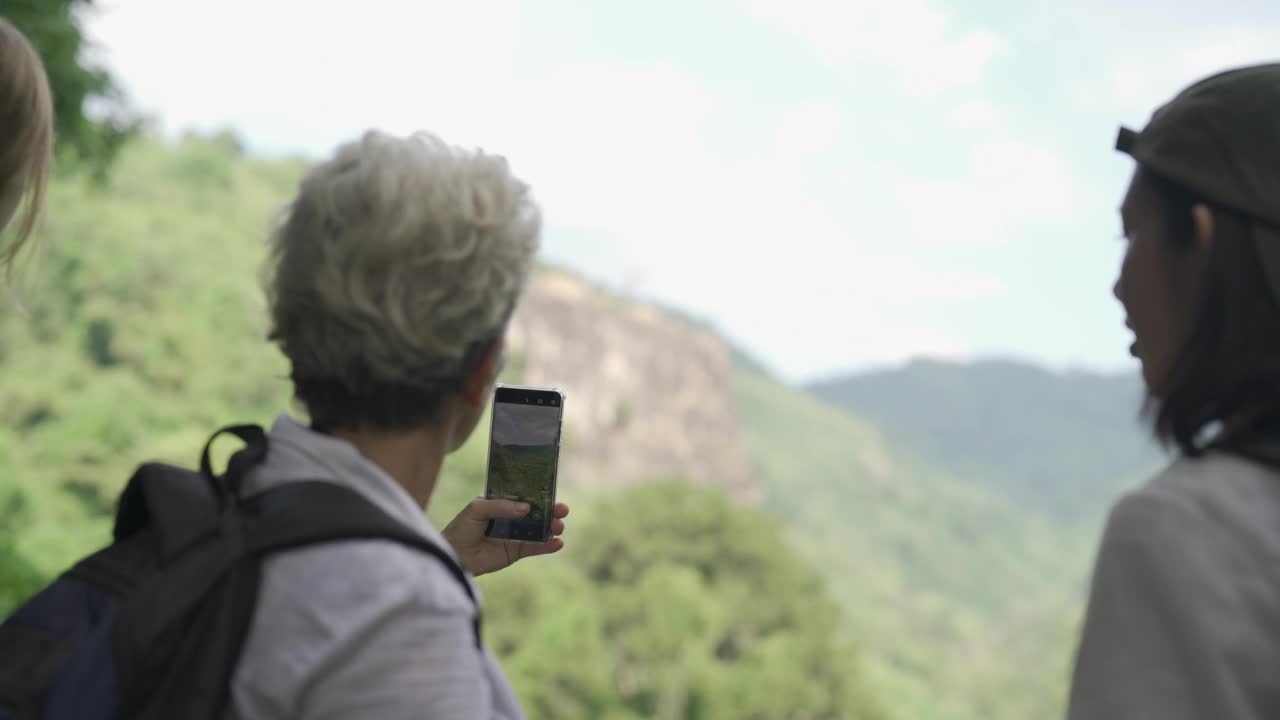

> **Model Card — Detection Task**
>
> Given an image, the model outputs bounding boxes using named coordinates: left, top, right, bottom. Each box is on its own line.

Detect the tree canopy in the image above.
left=4, top=0, right=141, bottom=178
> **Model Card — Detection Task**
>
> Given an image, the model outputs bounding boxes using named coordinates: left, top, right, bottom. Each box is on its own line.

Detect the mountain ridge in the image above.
left=806, top=355, right=1167, bottom=523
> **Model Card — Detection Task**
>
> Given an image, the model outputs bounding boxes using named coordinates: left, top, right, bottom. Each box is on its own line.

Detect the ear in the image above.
left=1191, top=204, right=1215, bottom=256
left=459, top=338, right=505, bottom=410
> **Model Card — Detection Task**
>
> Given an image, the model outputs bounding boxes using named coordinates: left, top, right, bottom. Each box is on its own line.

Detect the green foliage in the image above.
left=0, top=475, right=44, bottom=617
left=488, top=443, right=556, bottom=524
left=0, top=541, right=43, bottom=618
left=2, top=134, right=300, bottom=577
left=4, top=0, right=143, bottom=178
left=478, top=481, right=885, bottom=720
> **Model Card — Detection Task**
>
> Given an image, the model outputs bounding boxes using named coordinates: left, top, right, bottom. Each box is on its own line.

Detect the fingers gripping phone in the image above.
left=483, top=384, right=565, bottom=543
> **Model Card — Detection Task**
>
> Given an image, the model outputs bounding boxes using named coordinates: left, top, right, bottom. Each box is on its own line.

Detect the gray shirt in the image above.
left=1068, top=451, right=1280, bottom=719
left=226, top=414, right=525, bottom=720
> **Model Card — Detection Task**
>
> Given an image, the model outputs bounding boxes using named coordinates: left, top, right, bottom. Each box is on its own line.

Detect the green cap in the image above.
left=1115, top=62, right=1280, bottom=298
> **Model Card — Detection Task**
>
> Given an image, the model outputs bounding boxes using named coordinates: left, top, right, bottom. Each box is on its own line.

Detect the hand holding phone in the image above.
left=483, top=384, right=565, bottom=543
left=440, top=495, right=570, bottom=577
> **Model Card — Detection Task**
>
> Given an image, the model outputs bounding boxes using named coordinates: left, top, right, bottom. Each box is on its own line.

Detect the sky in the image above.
left=493, top=402, right=562, bottom=447
left=82, top=0, right=1280, bottom=383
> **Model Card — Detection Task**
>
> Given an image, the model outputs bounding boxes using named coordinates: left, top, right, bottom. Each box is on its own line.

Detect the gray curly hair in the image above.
left=265, top=129, right=541, bottom=430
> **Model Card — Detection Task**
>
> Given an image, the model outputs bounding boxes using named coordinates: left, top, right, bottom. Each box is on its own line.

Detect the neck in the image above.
left=333, top=424, right=452, bottom=508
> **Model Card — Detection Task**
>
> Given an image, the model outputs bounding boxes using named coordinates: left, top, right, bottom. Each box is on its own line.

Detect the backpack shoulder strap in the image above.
left=239, top=481, right=482, bottom=646
left=112, top=463, right=220, bottom=559
left=110, top=422, right=263, bottom=557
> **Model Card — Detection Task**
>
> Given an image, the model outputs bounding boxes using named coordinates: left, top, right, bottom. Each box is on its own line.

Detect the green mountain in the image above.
left=808, top=357, right=1167, bottom=523
left=735, top=365, right=1093, bottom=720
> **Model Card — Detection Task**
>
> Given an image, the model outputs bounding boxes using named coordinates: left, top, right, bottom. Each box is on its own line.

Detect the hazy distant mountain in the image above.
left=807, top=357, right=1169, bottom=523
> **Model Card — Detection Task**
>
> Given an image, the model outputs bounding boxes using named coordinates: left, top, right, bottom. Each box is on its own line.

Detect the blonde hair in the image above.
left=0, top=18, right=54, bottom=274
left=265, top=129, right=541, bottom=429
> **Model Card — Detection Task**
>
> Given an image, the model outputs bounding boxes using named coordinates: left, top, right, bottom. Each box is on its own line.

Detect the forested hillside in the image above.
left=0, top=134, right=885, bottom=719
left=735, top=368, right=1093, bottom=720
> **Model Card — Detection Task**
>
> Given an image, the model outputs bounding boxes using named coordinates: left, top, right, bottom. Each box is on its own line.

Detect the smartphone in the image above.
left=483, top=384, right=565, bottom=543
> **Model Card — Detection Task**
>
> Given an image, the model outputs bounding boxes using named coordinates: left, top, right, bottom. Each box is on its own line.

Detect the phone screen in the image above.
left=484, top=385, right=564, bottom=542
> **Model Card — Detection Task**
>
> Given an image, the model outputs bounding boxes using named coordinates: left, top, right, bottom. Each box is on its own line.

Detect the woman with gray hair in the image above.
left=227, top=129, right=566, bottom=720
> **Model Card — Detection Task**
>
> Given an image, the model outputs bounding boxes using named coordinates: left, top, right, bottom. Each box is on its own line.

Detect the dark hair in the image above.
left=1139, top=166, right=1280, bottom=455
left=298, top=335, right=500, bottom=435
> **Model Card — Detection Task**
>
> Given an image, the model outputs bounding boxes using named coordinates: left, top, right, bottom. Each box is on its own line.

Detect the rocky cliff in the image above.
left=504, top=269, right=761, bottom=504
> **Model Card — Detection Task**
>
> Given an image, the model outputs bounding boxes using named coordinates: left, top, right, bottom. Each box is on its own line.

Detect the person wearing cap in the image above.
left=1067, top=63, right=1280, bottom=719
